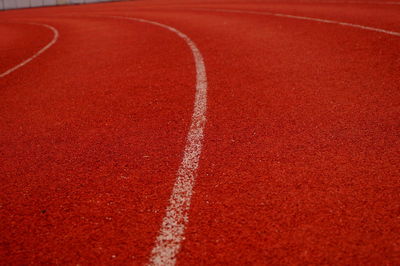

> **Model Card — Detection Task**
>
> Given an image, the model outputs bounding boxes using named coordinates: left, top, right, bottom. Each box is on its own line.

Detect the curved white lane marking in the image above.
left=293, top=0, right=400, bottom=5
left=192, top=8, right=400, bottom=37
left=107, top=16, right=207, bottom=266
left=0, top=23, right=59, bottom=78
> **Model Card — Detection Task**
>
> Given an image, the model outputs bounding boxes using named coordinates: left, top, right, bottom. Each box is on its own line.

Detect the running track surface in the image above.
left=1, top=0, right=400, bottom=264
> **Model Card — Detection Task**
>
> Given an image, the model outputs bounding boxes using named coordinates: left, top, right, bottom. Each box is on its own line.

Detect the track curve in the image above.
left=1, top=1, right=399, bottom=265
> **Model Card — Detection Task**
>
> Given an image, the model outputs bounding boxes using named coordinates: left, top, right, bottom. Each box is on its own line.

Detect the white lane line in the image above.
left=317, top=1, right=400, bottom=5
left=107, top=16, right=207, bottom=266
left=380, top=1, right=400, bottom=3
left=0, top=23, right=59, bottom=78
left=192, top=8, right=400, bottom=37
left=293, top=0, right=400, bottom=5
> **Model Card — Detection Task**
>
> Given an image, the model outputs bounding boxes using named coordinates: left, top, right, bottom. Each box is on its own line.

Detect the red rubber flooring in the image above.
left=1, top=0, right=399, bottom=264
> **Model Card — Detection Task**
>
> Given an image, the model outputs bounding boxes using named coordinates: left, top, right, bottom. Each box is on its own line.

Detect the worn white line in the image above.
left=315, top=0, right=400, bottom=5
left=192, top=8, right=400, bottom=37
left=290, top=0, right=400, bottom=5
left=107, top=16, right=207, bottom=266
left=0, top=23, right=59, bottom=78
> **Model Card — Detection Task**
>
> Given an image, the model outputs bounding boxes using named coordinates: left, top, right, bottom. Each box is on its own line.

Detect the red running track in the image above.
left=1, top=0, right=400, bottom=264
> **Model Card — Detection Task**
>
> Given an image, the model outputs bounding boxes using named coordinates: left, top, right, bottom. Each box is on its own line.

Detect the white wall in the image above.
left=4, top=0, right=18, bottom=9
left=16, top=0, right=30, bottom=8
left=43, top=0, right=56, bottom=6
left=1, top=0, right=118, bottom=10
left=31, top=0, right=44, bottom=7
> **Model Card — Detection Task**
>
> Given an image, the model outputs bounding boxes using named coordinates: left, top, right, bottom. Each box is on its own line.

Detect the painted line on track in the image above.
left=107, top=16, right=207, bottom=266
left=0, top=23, right=59, bottom=78
left=294, top=0, right=400, bottom=5
left=191, top=8, right=400, bottom=37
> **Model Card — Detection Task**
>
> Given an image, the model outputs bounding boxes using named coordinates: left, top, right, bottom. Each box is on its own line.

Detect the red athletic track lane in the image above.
left=1, top=15, right=197, bottom=264
left=0, top=22, right=54, bottom=75
left=1, top=1, right=400, bottom=265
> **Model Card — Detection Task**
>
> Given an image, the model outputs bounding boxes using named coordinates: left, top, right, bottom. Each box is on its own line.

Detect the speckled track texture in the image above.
left=1, top=0, right=399, bottom=265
